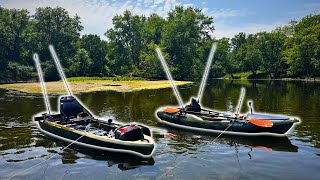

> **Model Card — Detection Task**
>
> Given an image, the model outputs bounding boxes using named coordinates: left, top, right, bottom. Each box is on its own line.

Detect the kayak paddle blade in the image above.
left=249, top=118, right=273, bottom=127
left=164, top=107, right=180, bottom=113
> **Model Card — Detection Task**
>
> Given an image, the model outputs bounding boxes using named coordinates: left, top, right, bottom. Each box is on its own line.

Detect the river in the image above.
left=0, top=79, right=319, bottom=179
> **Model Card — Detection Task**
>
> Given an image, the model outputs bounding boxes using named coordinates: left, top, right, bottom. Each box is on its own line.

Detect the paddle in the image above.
left=249, top=146, right=273, bottom=151
left=164, top=107, right=180, bottom=113
left=248, top=118, right=273, bottom=127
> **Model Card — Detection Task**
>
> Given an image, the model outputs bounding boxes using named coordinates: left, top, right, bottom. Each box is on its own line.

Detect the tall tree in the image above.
left=79, top=34, right=108, bottom=76
left=283, top=14, right=320, bottom=77
left=228, top=32, right=247, bottom=76
left=0, top=7, right=32, bottom=80
left=161, top=6, right=214, bottom=79
left=69, top=48, right=93, bottom=76
left=256, top=31, right=287, bottom=78
left=144, top=14, right=166, bottom=45
left=231, top=32, right=246, bottom=50
left=106, top=10, right=146, bottom=75
left=32, top=7, right=83, bottom=80
left=214, top=38, right=231, bottom=77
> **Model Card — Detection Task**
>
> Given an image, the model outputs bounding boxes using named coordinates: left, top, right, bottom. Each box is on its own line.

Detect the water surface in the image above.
left=0, top=79, right=319, bottom=179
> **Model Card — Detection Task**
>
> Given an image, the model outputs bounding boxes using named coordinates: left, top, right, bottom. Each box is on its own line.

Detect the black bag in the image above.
left=115, top=124, right=144, bottom=141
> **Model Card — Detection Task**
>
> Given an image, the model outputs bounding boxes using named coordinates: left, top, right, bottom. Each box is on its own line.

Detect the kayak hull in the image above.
left=36, top=120, right=154, bottom=157
left=157, top=111, right=298, bottom=135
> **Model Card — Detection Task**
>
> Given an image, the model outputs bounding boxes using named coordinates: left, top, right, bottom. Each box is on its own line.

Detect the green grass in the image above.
left=0, top=79, right=193, bottom=94
left=65, top=76, right=145, bottom=82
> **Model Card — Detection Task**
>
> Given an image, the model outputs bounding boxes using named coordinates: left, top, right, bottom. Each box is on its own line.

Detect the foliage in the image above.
left=105, top=10, right=146, bottom=75
left=0, top=5, right=319, bottom=82
left=79, top=34, right=109, bottom=76
left=255, top=31, right=287, bottom=78
left=160, top=6, right=214, bottom=79
left=69, top=48, right=93, bottom=76
left=282, top=14, right=320, bottom=77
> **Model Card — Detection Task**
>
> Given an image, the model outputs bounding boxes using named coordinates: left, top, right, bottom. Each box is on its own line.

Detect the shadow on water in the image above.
left=53, top=142, right=155, bottom=171
left=161, top=126, right=299, bottom=153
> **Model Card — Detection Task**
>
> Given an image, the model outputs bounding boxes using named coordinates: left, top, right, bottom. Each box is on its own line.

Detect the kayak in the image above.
left=34, top=96, right=155, bottom=157
left=32, top=50, right=154, bottom=158
left=156, top=107, right=299, bottom=135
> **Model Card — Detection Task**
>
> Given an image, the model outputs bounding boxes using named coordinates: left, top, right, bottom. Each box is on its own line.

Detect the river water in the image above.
left=0, top=79, right=319, bottom=179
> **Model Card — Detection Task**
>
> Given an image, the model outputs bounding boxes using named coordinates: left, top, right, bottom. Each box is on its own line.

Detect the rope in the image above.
left=156, top=123, right=233, bottom=180
left=7, top=133, right=86, bottom=180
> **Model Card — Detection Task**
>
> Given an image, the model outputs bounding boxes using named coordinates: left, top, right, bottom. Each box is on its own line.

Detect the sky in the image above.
left=1, top=0, right=320, bottom=40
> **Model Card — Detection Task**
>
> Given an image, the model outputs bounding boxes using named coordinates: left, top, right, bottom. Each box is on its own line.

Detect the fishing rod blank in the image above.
left=156, top=48, right=184, bottom=109
left=197, top=43, right=217, bottom=103
left=33, top=53, right=52, bottom=114
left=48, top=45, right=72, bottom=96
left=236, top=88, right=245, bottom=116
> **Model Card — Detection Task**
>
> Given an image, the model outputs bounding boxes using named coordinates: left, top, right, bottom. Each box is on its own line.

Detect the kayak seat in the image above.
left=60, top=96, right=84, bottom=119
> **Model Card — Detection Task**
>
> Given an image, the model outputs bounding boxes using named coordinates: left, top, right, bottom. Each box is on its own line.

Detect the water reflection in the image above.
left=162, top=127, right=298, bottom=154
left=60, top=146, right=155, bottom=170
left=0, top=79, right=319, bottom=179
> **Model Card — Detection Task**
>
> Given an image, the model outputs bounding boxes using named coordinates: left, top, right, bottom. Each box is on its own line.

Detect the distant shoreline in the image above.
left=0, top=80, right=193, bottom=94
left=219, top=77, right=320, bottom=81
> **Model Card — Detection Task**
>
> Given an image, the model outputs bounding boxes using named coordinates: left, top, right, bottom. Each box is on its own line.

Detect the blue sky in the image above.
left=1, top=0, right=319, bottom=39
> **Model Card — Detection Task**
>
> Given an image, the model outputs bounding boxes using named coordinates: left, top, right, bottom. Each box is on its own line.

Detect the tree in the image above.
left=242, top=44, right=262, bottom=76
left=139, top=42, right=166, bottom=79
left=0, top=7, right=31, bottom=80
left=214, top=38, right=231, bottom=77
left=69, top=48, right=93, bottom=76
left=144, top=14, right=166, bottom=45
left=32, top=7, right=83, bottom=79
left=282, top=14, right=320, bottom=77
left=256, top=31, right=287, bottom=78
left=228, top=32, right=247, bottom=76
left=231, top=32, right=246, bottom=50
left=79, top=34, right=108, bottom=76
left=106, top=10, right=146, bottom=74
left=161, top=6, right=214, bottom=79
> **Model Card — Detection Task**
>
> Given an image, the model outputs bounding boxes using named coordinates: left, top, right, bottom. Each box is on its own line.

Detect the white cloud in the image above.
left=1, top=0, right=182, bottom=39
left=212, top=22, right=284, bottom=39
left=0, top=0, right=283, bottom=40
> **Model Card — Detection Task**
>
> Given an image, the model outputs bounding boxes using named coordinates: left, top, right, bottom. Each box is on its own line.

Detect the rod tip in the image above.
left=33, top=53, right=39, bottom=61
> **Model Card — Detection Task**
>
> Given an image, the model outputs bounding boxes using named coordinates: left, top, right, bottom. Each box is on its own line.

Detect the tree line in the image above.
left=0, top=6, right=319, bottom=82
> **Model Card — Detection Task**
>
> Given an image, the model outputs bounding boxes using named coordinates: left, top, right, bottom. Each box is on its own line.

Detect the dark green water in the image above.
left=0, top=79, right=319, bottom=179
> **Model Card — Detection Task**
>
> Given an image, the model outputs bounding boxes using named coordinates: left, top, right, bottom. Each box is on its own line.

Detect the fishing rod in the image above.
left=235, top=88, right=245, bottom=117
left=156, top=48, right=184, bottom=109
left=48, top=45, right=72, bottom=96
left=197, top=43, right=217, bottom=103
left=48, top=45, right=94, bottom=118
left=33, top=53, right=52, bottom=114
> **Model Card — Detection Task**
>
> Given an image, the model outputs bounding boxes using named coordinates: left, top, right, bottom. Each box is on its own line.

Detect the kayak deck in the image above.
left=34, top=114, right=154, bottom=157
left=157, top=110, right=299, bottom=135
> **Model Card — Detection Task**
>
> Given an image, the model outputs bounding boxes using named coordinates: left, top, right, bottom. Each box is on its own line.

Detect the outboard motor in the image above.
left=60, top=96, right=84, bottom=118
left=115, top=124, right=144, bottom=141
left=185, top=98, right=201, bottom=112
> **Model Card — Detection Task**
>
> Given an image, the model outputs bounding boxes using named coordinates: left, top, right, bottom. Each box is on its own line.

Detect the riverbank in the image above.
left=223, top=71, right=320, bottom=81
left=0, top=79, right=193, bottom=94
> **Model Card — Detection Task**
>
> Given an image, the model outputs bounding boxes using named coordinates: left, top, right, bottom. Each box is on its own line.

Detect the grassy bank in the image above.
left=0, top=77, right=193, bottom=94
left=224, top=71, right=268, bottom=79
